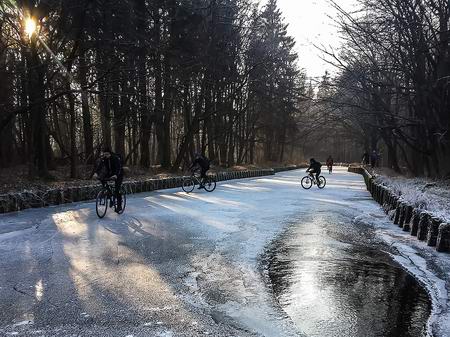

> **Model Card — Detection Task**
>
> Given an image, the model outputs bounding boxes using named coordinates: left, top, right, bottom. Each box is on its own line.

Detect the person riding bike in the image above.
left=189, top=153, right=210, bottom=190
left=326, top=155, right=334, bottom=174
left=307, top=158, right=322, bottom=183
left=93, top=146, right=124, bottom=213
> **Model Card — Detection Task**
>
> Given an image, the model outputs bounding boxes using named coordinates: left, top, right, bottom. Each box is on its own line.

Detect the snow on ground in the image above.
left=375, top=174, right=450, bottom=222
left=0, top=167, right=449, bottom=336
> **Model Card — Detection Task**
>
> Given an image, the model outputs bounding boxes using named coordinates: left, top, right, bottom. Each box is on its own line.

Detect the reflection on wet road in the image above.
left=265, top=213, right=431, bottom=337
left=0, top=167, right=435, bottom=337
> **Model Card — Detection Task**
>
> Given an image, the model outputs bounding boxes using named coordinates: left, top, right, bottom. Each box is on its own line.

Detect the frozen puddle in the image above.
left=264, top=215, right=431, bottom=337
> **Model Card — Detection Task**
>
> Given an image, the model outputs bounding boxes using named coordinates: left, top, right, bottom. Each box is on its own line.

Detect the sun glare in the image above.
left=24, top=17, right=37, bottom=38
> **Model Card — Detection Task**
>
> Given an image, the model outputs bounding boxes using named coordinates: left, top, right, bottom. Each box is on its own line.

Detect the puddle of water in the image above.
left=265, top=222, right=431, bottom=337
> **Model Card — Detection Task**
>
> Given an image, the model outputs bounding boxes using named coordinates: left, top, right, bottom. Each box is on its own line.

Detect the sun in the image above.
left=24, top=17, right=37, bottom=38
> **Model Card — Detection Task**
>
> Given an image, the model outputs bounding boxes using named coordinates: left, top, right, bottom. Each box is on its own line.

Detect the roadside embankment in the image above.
left=348, top=165, right=450, bottom=253
left=0, top=165, right=304, bottom=214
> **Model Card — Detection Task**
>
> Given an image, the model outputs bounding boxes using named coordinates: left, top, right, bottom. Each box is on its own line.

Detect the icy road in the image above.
left=0, top=167, right=449, bottom=337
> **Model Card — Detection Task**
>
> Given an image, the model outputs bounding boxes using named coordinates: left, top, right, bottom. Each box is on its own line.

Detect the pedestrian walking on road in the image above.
left=370, top=150, right=378, bottom=168
left=362, top=151, right=369, bottom=165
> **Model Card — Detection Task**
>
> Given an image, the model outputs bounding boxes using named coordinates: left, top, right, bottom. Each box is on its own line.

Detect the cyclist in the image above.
left=307, top=158, right=322, bottom=183
left=189, top=153, right=210, bottom=189
left=93, top=146, right=124, bottom=213
left=326, top=155, right=334, bottom=174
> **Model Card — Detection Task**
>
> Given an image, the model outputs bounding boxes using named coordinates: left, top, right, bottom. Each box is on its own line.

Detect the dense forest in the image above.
left=2, top=0, right=449, bottom=181
left=317, top=0, right=450, bottom=178
left=0, top=0, right=307, bottom=179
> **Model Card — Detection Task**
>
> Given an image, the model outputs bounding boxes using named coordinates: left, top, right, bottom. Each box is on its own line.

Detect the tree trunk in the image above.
left=112, top=67, right=125, bottom=157
left=68, top=87, right=78, bottom=178
left=26, top=38, right=49, bottom=178
left=78, top=52, right=94, bottom=164
left=96, top=49, right=111, bottom=149
left=0, top=49, right=14, bottom=166
left=135, top=0, right=151, bottom=167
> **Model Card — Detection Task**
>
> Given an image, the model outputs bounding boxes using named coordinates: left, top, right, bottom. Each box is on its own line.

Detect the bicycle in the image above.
left=96, top=179, right=127, bottom=218
left=327, top=164, right=333, bottom=174
left=182, top=171, right=217, bottom=193
left=301, top=172, right=326, bottom=189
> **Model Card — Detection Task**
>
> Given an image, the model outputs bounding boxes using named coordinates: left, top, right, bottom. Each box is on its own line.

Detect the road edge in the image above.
left=0, top=165, right=306, bottom=214
left=348, top=165, right=450, bottom=254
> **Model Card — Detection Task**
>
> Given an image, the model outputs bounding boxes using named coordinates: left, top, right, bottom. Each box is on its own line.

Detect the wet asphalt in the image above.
left=0, top=168, right=433, bottom=337
left=264, top=211, right=431, bottom=337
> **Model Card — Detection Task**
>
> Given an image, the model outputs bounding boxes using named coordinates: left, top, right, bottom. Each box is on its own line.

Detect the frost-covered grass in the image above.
left=375, top=174, right=450, bottom=222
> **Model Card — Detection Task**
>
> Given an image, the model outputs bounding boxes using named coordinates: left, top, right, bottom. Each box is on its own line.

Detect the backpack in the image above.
left=201, top=155, right=211, bottom=170
left=96, top=158, right=109, bottom=180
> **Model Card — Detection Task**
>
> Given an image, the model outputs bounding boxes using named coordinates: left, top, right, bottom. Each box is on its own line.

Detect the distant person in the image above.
left=93, top=146, right=124, bottom=212
left=362, top=151, right=370, bottom=165
left=370, top=150, right=378, bottom=168
left=307, top=158, right=322, bottom=182
left=326, top=155, right=334, bottom=174
left=189, top=153, right=210, bottom=189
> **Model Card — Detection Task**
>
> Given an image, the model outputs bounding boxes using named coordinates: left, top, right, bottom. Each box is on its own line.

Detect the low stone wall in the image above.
left=272, top=164, right=305, bottom=173
left=0, top=166, right=301, bottom=214
left=348, top=166, right=450, bottom=253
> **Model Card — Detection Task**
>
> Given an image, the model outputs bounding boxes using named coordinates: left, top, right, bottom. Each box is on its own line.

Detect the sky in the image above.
left=272, top=0, right=358, bottom=80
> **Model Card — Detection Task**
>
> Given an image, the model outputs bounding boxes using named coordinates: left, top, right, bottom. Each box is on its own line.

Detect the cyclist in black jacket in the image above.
left=93, top=147, right=124, bottom=212
left=307, top=158, right=322, bottom=182
left=189, top=153, right=210, bottom=189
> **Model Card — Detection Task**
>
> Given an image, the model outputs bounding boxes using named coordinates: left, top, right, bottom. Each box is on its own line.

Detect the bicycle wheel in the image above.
left=96, top=189, right=108, bottom=218
left=301, top=176, right=313, bottom=189
left=204, top=176, right=217, bottom=192
left=182, top=177, right=195, bottom=193
left=115, top=188, right=127, bottom=214
left=318, top=176, right=327, bottom=189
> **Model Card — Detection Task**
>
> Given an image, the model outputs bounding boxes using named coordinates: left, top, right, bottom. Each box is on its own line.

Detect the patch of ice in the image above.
left=157, top=331, right=173, bottom=337
left=356, top=212, right=450, bottom=337
left=144, top=306, right=176, bottom=312
left=12, top=320, right=33, bottom=327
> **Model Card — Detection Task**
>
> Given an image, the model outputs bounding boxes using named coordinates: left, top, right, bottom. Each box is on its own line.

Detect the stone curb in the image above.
left=0, top=165, right=304, bottom=215
left=348, top=166, right=449, bottom=253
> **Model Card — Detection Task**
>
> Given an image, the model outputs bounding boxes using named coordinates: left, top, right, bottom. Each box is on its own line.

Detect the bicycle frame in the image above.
left=190, top=171, right=206, bottom=185
left=308, top=172, right=319, bottom=184
left=101, top=181, right=117, bottom=202
left=96, top=178, right=126, bottom=218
